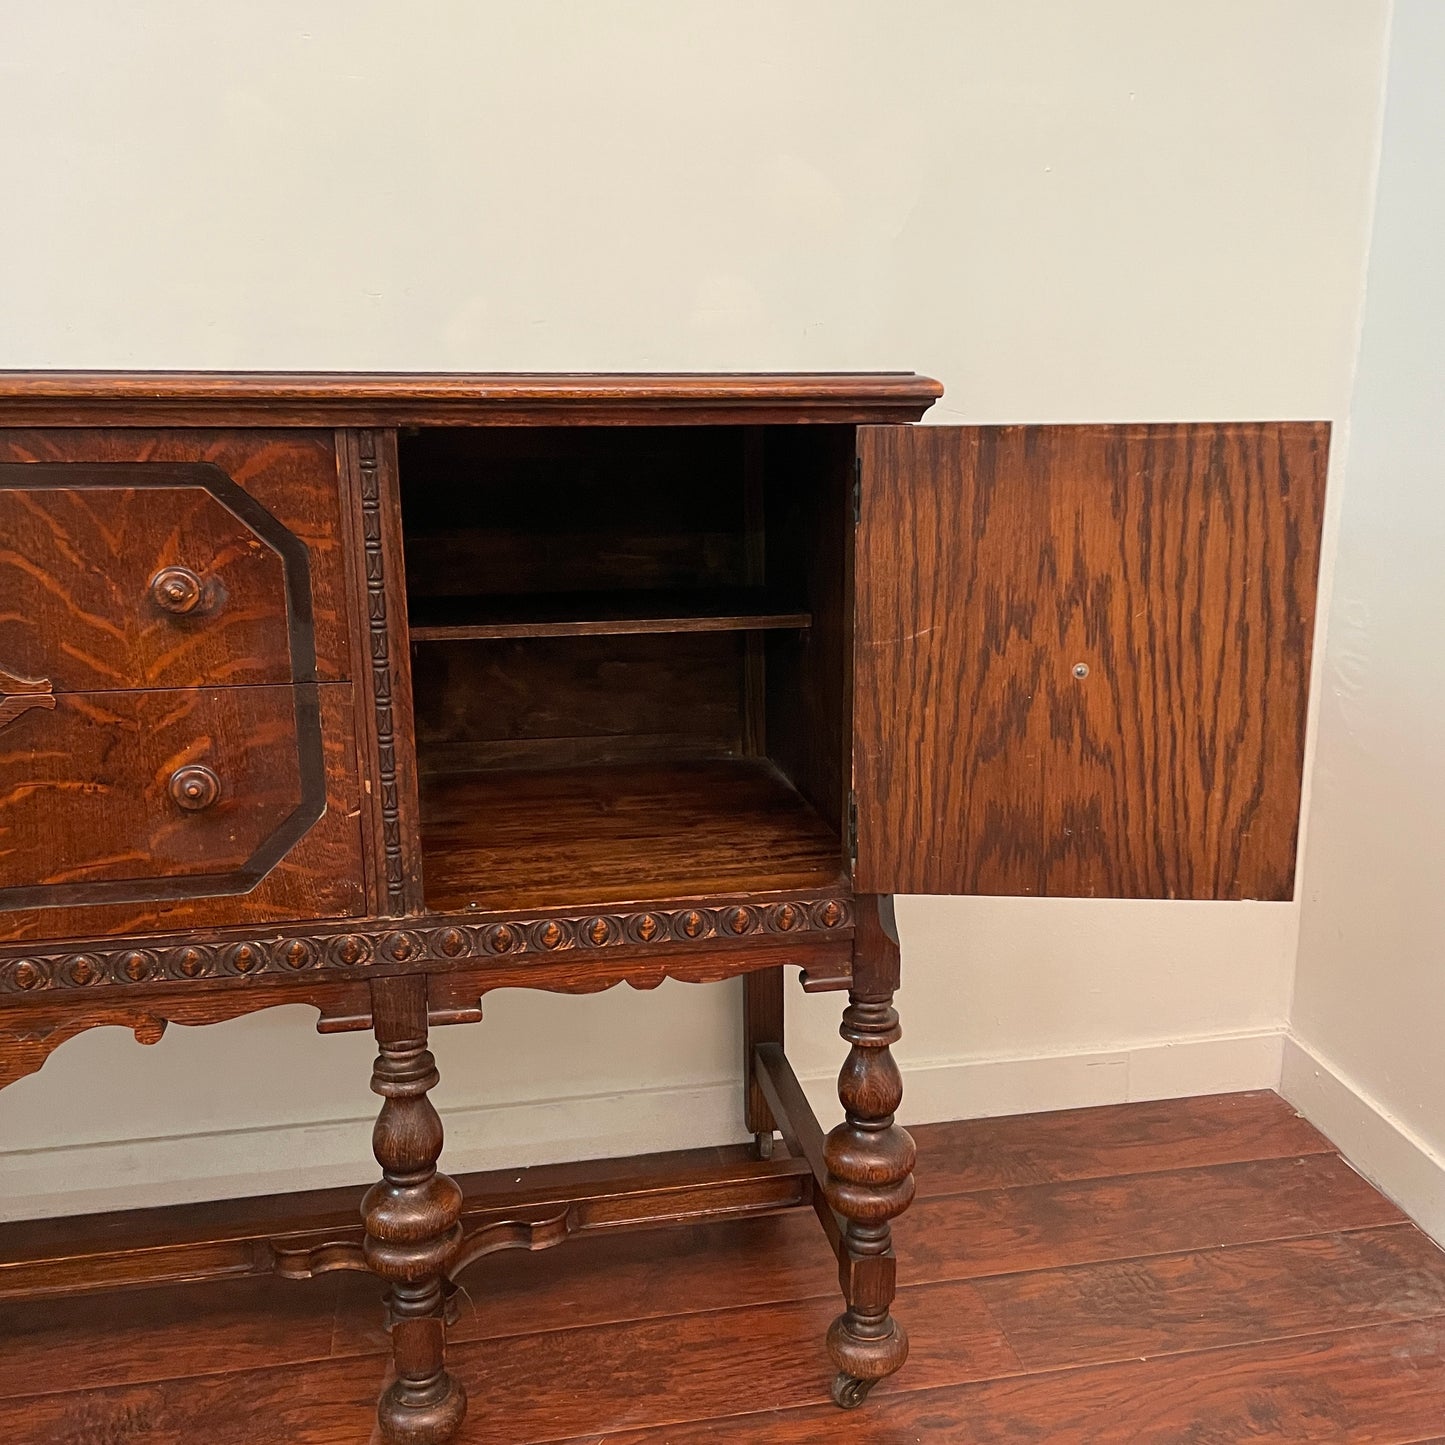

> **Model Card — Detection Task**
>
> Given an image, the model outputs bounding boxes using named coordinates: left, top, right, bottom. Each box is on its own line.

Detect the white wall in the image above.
left=1284, top=0, right=1445, bottom=1244
left=0, top=2, right=1389, bottom=1218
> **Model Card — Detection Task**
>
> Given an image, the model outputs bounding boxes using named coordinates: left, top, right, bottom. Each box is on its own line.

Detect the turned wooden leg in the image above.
left=362, top=975, right=467, bottom=1444
left=743, top=966, right=785, bottom=1158
left=822, top=895, right=915, bottom=1408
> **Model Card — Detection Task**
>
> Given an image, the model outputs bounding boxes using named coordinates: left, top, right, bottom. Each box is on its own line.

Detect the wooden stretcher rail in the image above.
left=0, top=1145, right=813, bottom=1303
left=754, top=1040, right=845, bottom=1257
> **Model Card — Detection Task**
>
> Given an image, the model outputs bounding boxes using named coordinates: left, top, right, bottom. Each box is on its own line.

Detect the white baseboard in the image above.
left=0, top=1082, right=752, bottom=1223
left=898, top=1028, right=1284, bottom=1124
left=0, top=1028, right=1285, bottom=1222
left=1280, top=1034, right=1445, bottom=1248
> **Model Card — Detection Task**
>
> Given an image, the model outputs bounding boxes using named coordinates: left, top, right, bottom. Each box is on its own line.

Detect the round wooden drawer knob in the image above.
left=169, top=763, right=222, bottom=811
left=150, top=566, right=206, bottom=616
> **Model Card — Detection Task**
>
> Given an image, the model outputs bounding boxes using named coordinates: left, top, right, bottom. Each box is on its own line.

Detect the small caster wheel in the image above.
left=754, top=1130, right=775, bottom=1160
left=830, top=1372, right=876, bottom=1410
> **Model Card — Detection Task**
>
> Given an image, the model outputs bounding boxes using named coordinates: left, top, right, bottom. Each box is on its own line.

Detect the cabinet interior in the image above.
left=398, top=424, right=854, bottom=914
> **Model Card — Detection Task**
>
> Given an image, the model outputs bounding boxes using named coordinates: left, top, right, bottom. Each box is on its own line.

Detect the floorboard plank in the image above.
left=976, top=1224, right=1445, bottom=1369
left=912, top=1091, right=1333, bottom=1196
left=0, top=1279, right=1017, bottom=1445
left=332, top=1207, right=839, bottom=1355
left=3, top=1093, right=1432, bottom=1445
left=328, top=1152, right=1407, bottom=1355
left=0, top=1362, right=382, bottom=1445
left=0, top=1142, right=753, bottom=1303
left=0, top=1093, right=1329, bottom=1306
left=0, top=1273, right=341, bottom=1402
left=898, top=1153, right=1405, bottom=1280
left=584, top=1319, right=1445, bottom=1443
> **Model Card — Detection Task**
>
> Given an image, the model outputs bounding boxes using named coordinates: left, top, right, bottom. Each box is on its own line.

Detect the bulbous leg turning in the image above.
left=377, top=1368, right=468, bottom=1445
left=822, top=898, right=915, bottom=1406
left=364, top=976, right=467, bottom=1445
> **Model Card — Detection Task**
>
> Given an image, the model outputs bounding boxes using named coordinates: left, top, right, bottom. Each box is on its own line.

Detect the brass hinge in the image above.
left=852, top=455, right=862, bottom=525
left=846, top=789, right=858, bottom=873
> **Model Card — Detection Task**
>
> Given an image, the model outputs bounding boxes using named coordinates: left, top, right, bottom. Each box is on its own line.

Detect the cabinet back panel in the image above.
left=411, top=632, right=746, bottom=775
left=400, top=427, right=748, bottom=597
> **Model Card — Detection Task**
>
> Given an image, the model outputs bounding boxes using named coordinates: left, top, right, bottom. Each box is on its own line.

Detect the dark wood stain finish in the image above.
left=974, top=1225, right=1445, bottom=1369
left=0, top=684, right=364, bottom=942
left=2, top=685, right=329, bottom=901
left=0, top=374, right=1339, bottom=1443
left=410, top=632, right=752, bottom=775
left=0, top=1274, right=345, bottom=1402
left=337, top=427, right=423, bottom=918
left=0, top=1140, right=811, bottom=1303
left=0, top=429, right=351, bottom=684
left=362, top=973, right=468, bottom=1441
left=419, top=759, right=846, bottom=914
left=585, top=1322, right=1445, bottom=1444
left=910, top=1088, right=1333, bottom=1194
left=894, top=1152, right=1406, bottom=1281
left=0, top=370, right=944, bottom=427
left=0, top=471, right=298, bottom=691
left=743, top=967, right=786, bottom=1145
left=854, top=421, right=1329, bottom=900
left=407, top=590, right=811, bottom=641
left=762, top=424, right=855, bottom=836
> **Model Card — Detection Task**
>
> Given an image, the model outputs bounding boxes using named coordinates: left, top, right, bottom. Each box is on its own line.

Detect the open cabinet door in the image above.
left=852, top=422, right=1329, bottom=900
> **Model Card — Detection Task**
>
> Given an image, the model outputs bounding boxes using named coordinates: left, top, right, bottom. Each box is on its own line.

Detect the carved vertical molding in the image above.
left=359, top=432, right=408, bottom=915
left=362, top=975, right=466, bottom=1443
left=342, top=428, right=421, bottom=916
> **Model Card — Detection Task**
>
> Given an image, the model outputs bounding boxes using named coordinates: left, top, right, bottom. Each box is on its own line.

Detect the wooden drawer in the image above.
left=0, top=430, right=350, bottom=690
left=0, top=429, right=366, bottom=942
left=0, top=682, right=364, bottom=940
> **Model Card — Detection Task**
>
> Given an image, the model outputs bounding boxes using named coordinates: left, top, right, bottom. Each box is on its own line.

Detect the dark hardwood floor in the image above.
left=2, top=1091, right=1442, bottom=1443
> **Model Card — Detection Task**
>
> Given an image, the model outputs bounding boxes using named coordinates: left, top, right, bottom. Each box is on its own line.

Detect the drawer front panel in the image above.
left=0, top=682, right=365, bottom=939
left=0, top=470, right=301, bottom=691
left=0, top=431, right=349, bottom=689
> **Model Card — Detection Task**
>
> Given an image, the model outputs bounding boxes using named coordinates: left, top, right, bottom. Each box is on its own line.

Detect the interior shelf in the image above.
left=403, top=423, right=852, bottom=918
left=408, top=590, right=811, bottom=642
left=419, top=758, right=846, bottom=914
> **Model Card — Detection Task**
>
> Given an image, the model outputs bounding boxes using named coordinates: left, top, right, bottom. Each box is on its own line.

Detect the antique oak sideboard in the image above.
left=0, top=373, right=1328, bottom=1442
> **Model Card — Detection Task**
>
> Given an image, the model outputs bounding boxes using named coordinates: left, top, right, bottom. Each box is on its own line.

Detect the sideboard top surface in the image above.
left=0, top=371, right=943, bottom=428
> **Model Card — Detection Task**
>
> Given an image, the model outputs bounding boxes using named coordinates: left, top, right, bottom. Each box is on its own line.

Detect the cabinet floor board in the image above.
left=419, top=758, right=845, bottom=913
